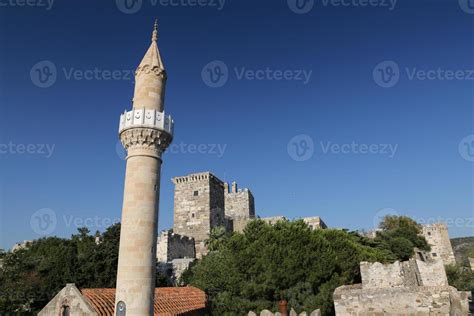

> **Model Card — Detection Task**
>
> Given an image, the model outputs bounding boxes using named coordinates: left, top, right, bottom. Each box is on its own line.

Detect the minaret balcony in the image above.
left=119, top=108, right=174, bottom=136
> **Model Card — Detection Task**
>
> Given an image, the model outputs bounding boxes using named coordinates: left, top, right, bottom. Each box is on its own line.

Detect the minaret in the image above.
left=115, top=20, right=173, bottom=316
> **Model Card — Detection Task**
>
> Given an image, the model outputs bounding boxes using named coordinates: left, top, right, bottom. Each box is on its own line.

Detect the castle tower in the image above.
left=115, top=21, right=174, bottom=316
left=421, top=223, right=456, bottom=265
left=172, top=172, right=226, bottom=258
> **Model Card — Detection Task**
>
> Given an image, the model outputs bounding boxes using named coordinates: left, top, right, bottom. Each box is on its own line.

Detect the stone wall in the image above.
left=421, top=223, right=456, bottom=265
left=225, top=182, right=255, bottom=219
left=233, top=217, right=250, bottom=233
left=156, top=231, right=195, bottom=263
left=157, top=258, right=195, bottom=285
left=261, top=216, right=288, bottom=225
left=301, top=217, right=327, bottom=230
left=360, top=261, right=406, bottom=288
left=172, top=172, right=226, bottom=258
left=334, top=285, right=469, bottom=315
left=416, top=258, right=448, bottom=286
left=334, top=258, right=469, bottom=315
left=248, top=309, right=320, bottom=316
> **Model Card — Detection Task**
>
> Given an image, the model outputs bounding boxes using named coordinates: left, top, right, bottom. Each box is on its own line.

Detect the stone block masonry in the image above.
left=156, top=230, right=195, bottom=263
left=421, top=223, right=456, bottom=265
left=225, top=181, right=255, bottom=220
left=172, top=172, right=226, bottom=258
left=334, top=257, right=469, bottom=315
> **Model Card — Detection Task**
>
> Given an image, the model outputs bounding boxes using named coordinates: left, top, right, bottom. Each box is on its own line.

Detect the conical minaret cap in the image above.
left=133, top=20, right=167, bottom=112
left=137, top=19, right=165, bottom=71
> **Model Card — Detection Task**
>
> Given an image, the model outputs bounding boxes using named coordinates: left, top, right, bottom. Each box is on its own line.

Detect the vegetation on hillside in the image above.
left=451, top=236, right=474, bottom=266
left=0, top=225, right=121, bottom=314
left=182, top=216, right=430, bottom=315
left=0, top=215, right=438, bottom=315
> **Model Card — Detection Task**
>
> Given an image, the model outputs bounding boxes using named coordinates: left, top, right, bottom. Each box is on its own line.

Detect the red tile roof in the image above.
left=80, top=287, right=206, bottom=316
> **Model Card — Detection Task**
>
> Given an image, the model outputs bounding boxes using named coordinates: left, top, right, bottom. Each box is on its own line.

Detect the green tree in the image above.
left=183, top=220, right=394, bottom=315
left=446, top=264, right=474, bottom=291
left=205, top=226, right=230, bottom=252
left=374, top=215, right=430, bottom=260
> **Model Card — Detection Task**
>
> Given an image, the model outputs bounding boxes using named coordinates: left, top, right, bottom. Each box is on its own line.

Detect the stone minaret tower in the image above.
left=115, top=21, right=173, bottom=316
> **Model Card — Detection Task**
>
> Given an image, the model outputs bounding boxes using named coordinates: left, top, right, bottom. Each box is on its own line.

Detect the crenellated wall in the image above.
left=334, top=257, right=469, bottom=315
left=225, top=182, right=255, bottom=220
left=156, top=231, right=195, bottom=263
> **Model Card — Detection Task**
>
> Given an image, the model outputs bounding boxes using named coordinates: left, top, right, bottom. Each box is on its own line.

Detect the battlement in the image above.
left=158, top=230, right=195, bottom=244
left=172, top=172, right=224, bottom=185
left=224, top=180, right=255, bottom=220
left=156, top=231, right=196, bottom=263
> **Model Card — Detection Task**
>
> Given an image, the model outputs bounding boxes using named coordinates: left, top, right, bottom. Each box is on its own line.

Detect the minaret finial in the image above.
left=152, top=19, right=158, bottom=42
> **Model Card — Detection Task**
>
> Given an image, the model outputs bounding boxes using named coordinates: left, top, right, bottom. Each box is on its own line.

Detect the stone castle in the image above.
left=334, top=253, right=470, bottom=314
left=156, top=171, right=327, bottom=283
left=422, top=223, right=456, bottom=265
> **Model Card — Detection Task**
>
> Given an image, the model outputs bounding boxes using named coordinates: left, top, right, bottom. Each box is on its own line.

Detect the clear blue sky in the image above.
left=0, top=0, right=473, bottom=249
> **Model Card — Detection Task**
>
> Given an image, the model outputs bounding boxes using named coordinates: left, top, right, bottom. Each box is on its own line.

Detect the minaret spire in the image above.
left=152, top=19, right=158, bottom=42
left=133, top=20, right=166, bottom=111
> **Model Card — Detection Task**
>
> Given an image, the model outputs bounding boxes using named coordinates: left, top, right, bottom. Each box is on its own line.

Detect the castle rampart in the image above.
left=156, top=231, right=195, bottom=263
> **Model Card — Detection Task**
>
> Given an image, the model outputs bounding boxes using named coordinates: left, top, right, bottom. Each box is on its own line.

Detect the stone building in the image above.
left=421, top=223, right=456, bottom=265
left=38, top=284, right=206, bottom=316
left=302, top=217, right=327, bottom=230
left=172, top=172, right=228, bottom=258
left=333, top=254, right=471, bottom=315
left=157, top=171, right=327, bottom=282
left=156, top=230, right=195, bottom=263
left=225, top=181, right=255, bottom=218
left=11, top=240, right=32, bottom=252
